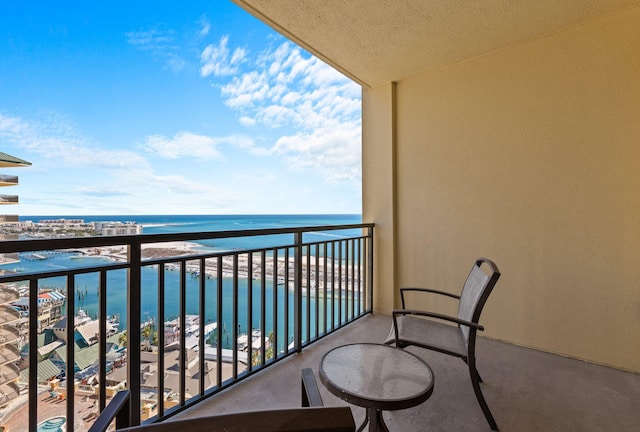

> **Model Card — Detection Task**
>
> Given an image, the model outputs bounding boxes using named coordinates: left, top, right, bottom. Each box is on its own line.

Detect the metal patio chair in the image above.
left=89, top=370, right=355, bottom=432
left=384, top=257, right=501, bottom=430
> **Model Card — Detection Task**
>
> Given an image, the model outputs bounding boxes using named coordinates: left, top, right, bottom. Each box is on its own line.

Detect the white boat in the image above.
left=108, top=314, right=120, bottom=332
left=75, top=309, right=93, bottom=326
left=237, top=329, right=270, bottom=352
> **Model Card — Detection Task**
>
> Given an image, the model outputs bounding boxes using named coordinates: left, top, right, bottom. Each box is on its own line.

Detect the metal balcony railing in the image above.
left=0, top=223, right=374, bottom=431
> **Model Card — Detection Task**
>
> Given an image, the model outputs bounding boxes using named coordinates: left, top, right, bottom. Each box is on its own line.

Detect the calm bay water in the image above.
left=13, top=214, right=361, bottom=350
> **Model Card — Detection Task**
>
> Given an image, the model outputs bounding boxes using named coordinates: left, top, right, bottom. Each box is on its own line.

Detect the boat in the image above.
left=107, top=314, right=120, bottom=332
left=75, top=310, right=92, bottom=326
left=23, top=253, right=47, bottom=260
left=237, top=329, right=270, bottom=352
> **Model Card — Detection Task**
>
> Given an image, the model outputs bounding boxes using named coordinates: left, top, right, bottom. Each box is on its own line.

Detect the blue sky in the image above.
left=0, top=1, right=362, bottom=216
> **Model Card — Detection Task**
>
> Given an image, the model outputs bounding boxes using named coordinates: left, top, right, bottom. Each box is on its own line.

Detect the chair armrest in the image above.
left=302, top=368, right=324, bottom=407
left=399, top=287, right=460, bottom=308
left=392, top=309, right=484, bottom=331
left=88, top=389, right=130, bottom=432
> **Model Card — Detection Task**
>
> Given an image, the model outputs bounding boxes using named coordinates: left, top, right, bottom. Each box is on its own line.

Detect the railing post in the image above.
left=368, top=226, right=374, bottom=313
left=66, top=275, right=75, bottom=429
left=28, top=279, right=38, bottom=432
left=127, top=238, right=142, bottom=426
left=99, top=271, right=107, bottom=412
left=294, top=231, right=303, bottom=352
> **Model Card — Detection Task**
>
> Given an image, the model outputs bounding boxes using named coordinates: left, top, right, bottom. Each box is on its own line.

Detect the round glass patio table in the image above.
left=319, top=343, right=434, bottom=432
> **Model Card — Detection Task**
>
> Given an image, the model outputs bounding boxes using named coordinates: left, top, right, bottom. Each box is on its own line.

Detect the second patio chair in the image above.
left=384, top=257, right=501, bottom=430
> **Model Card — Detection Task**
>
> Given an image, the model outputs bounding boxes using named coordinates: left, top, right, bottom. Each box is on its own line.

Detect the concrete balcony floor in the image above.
left=174, top=314, right=639, bottom=431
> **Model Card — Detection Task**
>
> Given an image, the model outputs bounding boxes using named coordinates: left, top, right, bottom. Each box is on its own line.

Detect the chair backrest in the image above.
left=91, top=369, right=354, bottom=432
left=119, top=407, right=355, bottom=432
left=457, top=258, right=500, bottom=347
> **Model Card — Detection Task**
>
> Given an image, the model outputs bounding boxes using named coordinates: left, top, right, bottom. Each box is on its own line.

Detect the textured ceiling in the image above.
left=233, top=0, right=640, bottom=88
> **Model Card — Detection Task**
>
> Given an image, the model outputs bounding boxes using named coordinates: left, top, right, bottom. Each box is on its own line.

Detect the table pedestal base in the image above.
left=358, top=408, right=390, bottom=432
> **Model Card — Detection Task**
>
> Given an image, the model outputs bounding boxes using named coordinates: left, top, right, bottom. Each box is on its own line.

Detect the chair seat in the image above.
left=385, top=316, right=467, bottom=358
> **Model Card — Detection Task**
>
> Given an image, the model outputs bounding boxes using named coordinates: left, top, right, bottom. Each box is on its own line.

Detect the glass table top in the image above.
left=320, top=343, right=434, bottom=408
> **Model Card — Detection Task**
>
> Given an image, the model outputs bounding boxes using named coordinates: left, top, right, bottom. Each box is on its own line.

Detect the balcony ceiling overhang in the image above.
left=233, top=0, right=640, bottom=88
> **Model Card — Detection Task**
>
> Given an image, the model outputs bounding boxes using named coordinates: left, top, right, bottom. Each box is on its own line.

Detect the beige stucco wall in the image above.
left=364, top=6, right=640, bottom=371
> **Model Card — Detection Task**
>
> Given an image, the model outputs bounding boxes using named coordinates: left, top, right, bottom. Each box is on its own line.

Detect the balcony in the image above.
left=0, top=344, right=20, bottom=367
left=0, top=175, right=18, bottom=187
left=0, top=381, right=20, bottom=407
left=0, top=288, right=19, bottom=305
left=0, top=326, right=20, bottom=348
left=0, top=307, right=21, bottom=326
left=0, top=363, right=20, bottom=386
left=0, top=215, right=19, bottom=223
left=0, top=223, right=374, bottom=431
left=0, top=221, right=636, bottom=431
left=171, top=313, right=638, bottom=432
left=0, top=253, right=20, bottom=266
left=0, top=195, right=18, bottom=205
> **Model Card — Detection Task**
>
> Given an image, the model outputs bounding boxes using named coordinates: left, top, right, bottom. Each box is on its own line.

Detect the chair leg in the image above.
left=467, top=362, right=498, bottom=431
left=474, top=366, right=484, bottom=383
left=463, top=358, right=483, bottom=383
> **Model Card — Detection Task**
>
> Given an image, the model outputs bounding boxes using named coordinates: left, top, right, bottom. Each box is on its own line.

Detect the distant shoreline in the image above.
left=87, top=242, right=347, bottom=290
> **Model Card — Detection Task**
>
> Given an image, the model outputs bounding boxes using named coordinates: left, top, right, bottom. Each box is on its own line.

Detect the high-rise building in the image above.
left=0, top=152, right=30, bottom=407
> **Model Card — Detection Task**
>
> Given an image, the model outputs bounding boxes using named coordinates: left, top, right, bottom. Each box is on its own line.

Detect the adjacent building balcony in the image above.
left=0, top=175, right=18, bottom=187
left=0, top=307, right=21, bottom=327
left=0, top=287, right=19, bottom=305
left=0, top=363, right=20, bottom=386
left=0, top=195, right=18, bottom=205
left=0, top=381, right=20, bottom=407
left=0, top=215, right=19, bottom=223
left=0, top=344, right=20, bottom=367
left=0, top=326, right=20, bottom=348
left=0, top=253, right=20, bottom=265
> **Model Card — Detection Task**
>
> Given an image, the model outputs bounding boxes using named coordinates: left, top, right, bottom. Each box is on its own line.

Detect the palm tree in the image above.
left=142, top=324, right=153, bottom=341
left=117, top=331, right=127, bottom=347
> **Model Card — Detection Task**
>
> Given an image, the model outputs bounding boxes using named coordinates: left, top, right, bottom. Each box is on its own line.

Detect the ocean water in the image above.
left=13, top=214, right=362, bottom=351
left=25, top=214, right=361, bottom=251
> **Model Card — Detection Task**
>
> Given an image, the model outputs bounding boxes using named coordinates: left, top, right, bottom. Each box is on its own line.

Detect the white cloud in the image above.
left=116, top=168, right=220, bottom=195
left=204, top=38, right=362, bottom=182
left=238, top=116, right=256, bottom=127
left=141, top=131, right=260, bottom=161
left=0, top=112, right=236, bottom=199
left=0, top=112, right=236, bottom=213
left=126, top=29, right=175, bottom=48
left=198, top=15, right=211, bottom=37
left=221, top=70, right=269, bottom=107
left=200, top=36, right=246, bottom=77
left=281, top=91, right=301, bottom=105
left=142, top=131, right=225, bottom=160
left=272, top=123, right=361, bottom=182
left=0, top=113, right=149, bottom=170
left=125, top=28, right=185, bottom=72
